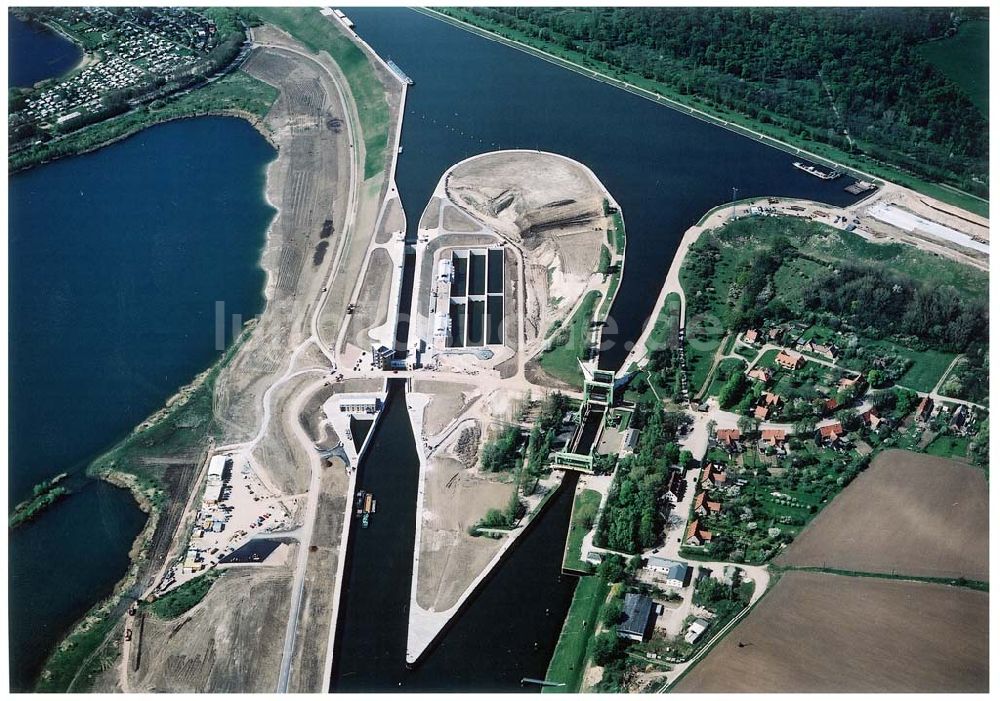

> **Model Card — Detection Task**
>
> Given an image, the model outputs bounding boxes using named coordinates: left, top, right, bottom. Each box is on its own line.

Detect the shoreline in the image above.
left=10, top=108, right=276, bottom=176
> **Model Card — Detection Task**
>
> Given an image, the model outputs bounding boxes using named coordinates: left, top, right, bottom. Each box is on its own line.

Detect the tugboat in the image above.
left=362, top=512, right=370, bottom=529
left=355, top=489, right=366, bottom=517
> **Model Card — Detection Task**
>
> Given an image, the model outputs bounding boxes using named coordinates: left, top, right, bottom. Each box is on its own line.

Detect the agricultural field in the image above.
left=674, top=571, right=988, bottom=693
left=775, top=450, right=988, bottom=581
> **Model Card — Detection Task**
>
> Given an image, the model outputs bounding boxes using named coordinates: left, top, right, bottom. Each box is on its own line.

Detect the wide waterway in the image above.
left=331, top=6, right=868, bottom=691
left=353, top=8, right=864, bottom=371
left=8, top=117, right=275, bottom=689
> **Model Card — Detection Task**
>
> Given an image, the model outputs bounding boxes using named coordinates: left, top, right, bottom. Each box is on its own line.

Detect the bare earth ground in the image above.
left=445, top=152, right=608, bottom=349
left=674, top=571, right=988, bottom=693
left=286, top=447, right=349, bottom=692
left=412, top=381, right=525, bottom=611
left=344, top=246, right=392, bottom=350
left=418, top=196, right=441, bottom=230
left=415, top=451, right=511, bottom=611
left=375, top=196, right=404, bottom=244
left=442, top=204, right=481, bottom=232
left=251, top=372, right=319, bottom=496
left=775, top=450, right=988, bottom=580
left=213, top=41, right=350, bottom=450
left=128, top=567, right=293, bottom=692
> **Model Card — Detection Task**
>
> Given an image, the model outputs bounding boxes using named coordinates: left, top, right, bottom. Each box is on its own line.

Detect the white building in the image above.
left=646, top=557, right=690, bottom=588
left=685, top=617, right=710, bottom=644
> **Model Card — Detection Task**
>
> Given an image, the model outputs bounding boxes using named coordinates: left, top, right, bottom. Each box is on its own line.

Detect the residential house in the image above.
left=693, top=492, right=722, bottom=517
left=714, top=428, right=743, bottom=453
left=617, top=593, right=655, bottom=642
left=817, top=421, right=845, bottom=444
left=860, top=408, right=882, bottom=430
left=700, top=463, right=728, bottom=490
left=685, top=519, right=713, bottom=546
left=748, top=366, right=773, bottom=383
left=760, top=428, right=788, bottom=450
left=742, top=329, right=760, bottom=345
left=916, top=396, right=934, bottom=422
left=775, top=349, right=805, bottom=370
left=838, top=373, right=864, bottom=391
left=684, top=618, right=710, bottom=644
left=802, top=339, right=838, bottom=360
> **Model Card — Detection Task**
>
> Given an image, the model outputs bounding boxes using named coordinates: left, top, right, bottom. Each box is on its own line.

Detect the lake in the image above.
left=8, top=13, right=83, bottom=88
left=8, top=116, right=276, bottom=689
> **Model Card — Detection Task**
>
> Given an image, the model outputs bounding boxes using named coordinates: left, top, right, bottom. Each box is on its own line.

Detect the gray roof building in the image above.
left=617, top=592, right=654, bottom=642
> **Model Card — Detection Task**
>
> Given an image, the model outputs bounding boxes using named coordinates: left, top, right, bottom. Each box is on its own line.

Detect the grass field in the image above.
left=674, top=570, right=988, bottom=692
left=543, top=575, right=610, bottom=692
left=539, top=290, right=601, bottom=387
left=644, top=292, right=681, bottom=354
left=865, top=341, right=955, bottom=393
left=253, top=7, right=391, bottom=179
left=148, top=571, right=221, bottom=619
left=775, top=450, right=988, bottom=580
left=917, top=20, right=989, bottom=117
left=562, top=489, right=602, bottom=572
left=924, top=434, right=971, bottom=461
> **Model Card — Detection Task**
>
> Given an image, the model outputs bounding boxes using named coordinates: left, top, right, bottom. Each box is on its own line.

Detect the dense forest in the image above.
left=449, top=8, right=988, bottom=195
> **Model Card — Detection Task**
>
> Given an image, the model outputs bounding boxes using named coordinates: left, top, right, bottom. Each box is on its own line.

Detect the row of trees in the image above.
left=452, top=7, right=987, bottom=192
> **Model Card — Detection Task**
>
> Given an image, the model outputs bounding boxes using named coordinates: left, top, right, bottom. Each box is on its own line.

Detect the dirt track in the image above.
left=775, top=450, right=988, bottom=580
left=675, top=570, right=988, bottom=693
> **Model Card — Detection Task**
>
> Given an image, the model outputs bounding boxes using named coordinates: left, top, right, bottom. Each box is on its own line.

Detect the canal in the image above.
left=351, top=7, right=865, bottom=372
left=330, top=379, right=580, bottom=691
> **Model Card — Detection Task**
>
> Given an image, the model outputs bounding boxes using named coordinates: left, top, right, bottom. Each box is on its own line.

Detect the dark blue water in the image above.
left=8, top=13, right=83, bottom=88
left=331, top=380, right=579, bottom=692
left=8, top=117, right=276, bottom=689
left=350, top=7, right=864, bottom=370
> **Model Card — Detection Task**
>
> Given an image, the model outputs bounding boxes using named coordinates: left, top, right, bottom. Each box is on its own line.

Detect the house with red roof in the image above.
left=714, top=428, right=743, bottom=453
left=693, top=492, right=722, bottom=517
left=817, top=421, right=845, bottom=444
left=685, top=519, right=713, bottom=546
left=748, top=366, right=773, bottom=383
left=775, top=349, right=805, bottom=370
left=699, top=463, right=728, bottom=490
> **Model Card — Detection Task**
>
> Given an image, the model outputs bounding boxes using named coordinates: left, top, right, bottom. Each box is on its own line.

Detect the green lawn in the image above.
left=543, top=576, right=610, bottom=692
left=253, top=7, right=391, bottom=179
left=645, top=292, right=681, bottom=354
left=917, top=20, right=989, bottom=117
left=864, top=341, right=956, bottom=393
left=706, top=358, right=747, bottom=398
left=539, top=290, right=602, bottom=387
left=563, top=489, right=602, bottom=572
left=924, top=434, right=971, bottom=461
